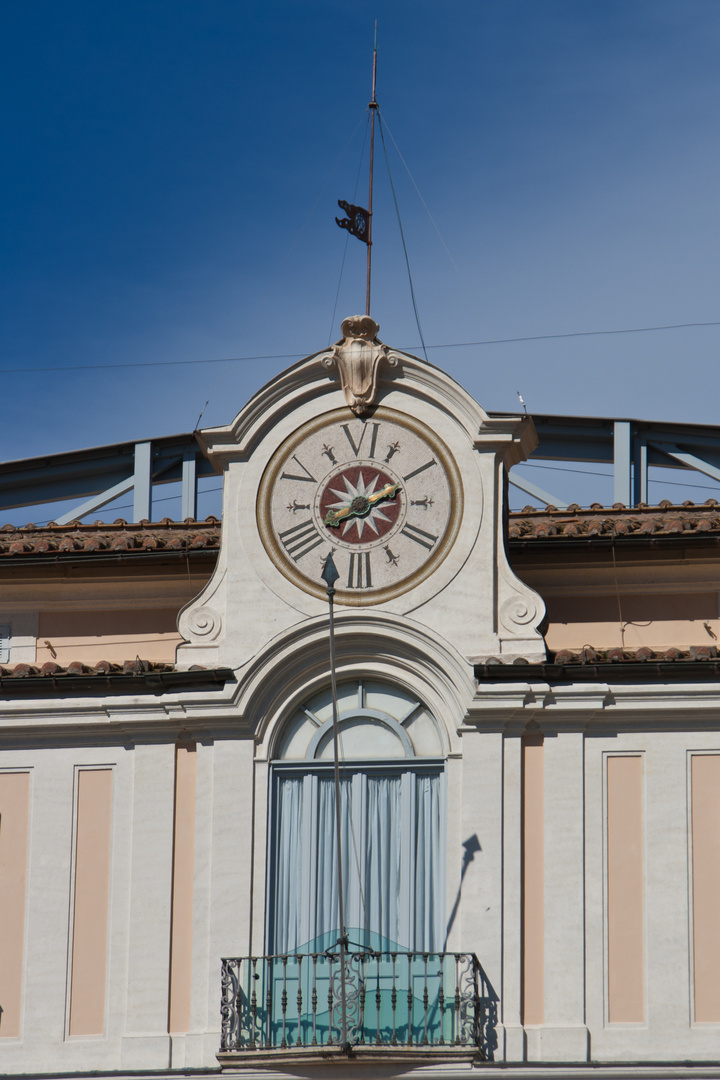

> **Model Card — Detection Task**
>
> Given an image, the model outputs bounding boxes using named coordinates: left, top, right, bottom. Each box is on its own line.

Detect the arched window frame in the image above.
left=267, top=678, right=447, bottom=955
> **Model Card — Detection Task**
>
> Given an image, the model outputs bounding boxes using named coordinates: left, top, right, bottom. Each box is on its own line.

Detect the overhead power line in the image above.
left=426, top=321, right=720, bottom=349
left=1, top=321, right=718, bottom=376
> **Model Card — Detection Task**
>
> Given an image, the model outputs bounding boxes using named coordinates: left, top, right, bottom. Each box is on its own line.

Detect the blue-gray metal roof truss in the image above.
left=2, top=415, right=720, bottom=522
left=0, top=434, right=217, bottom=522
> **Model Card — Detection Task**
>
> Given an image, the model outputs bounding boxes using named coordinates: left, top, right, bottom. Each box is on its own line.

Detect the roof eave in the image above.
left=475, top=660, right=720, bottom=682
left=0, top=667, right=236, bottom=697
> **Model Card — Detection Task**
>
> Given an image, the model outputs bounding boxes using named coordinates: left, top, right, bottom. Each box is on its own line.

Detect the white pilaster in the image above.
left=122, top=742, right=175, bottom=1068
left=22, top=755, right=74, bottom=1064
left=176, top=739, right=215, bottom=1068
left=527, top=729, right=588, bottom=1062
left=502, top=732, right=524, bottom=1062
left=444, top=754, right=464, bottom=953
left=459, top=727, right=505, bottom=1060
left=201, top=738, right=255, bottom=1063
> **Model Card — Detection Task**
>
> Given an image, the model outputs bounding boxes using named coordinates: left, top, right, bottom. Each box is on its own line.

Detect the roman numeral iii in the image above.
left=402, top=458, right=436, bottom=482
left=401, top=523, right=438, bottom=550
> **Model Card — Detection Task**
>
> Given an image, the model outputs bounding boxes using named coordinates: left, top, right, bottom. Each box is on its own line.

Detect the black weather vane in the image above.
left=335, top=200, right=370, bottom=244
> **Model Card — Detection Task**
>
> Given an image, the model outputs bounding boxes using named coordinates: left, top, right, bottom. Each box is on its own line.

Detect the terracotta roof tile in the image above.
left=552, top=645, right=719, bottom=664
left=0, top=659, right=175, bottom=678
left=482, top=645, right=720, bottom=667
left=0, top=518, right=221, bottom=558
left=507, top=500, right=720, bottom=540
left=0, top=504, right=719, bottom=561
left=0, top=660, right=235, bottom=695
left=689, top=645, right=717, bottom=660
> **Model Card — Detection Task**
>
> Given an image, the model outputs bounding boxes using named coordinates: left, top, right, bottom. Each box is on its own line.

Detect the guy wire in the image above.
left=197, top=110, right=369, bottom=429
left=379, top=115, right=459, bottom=273
left=378, top=111, right=429, bottom=363
left=328, top=113, right=371, bottom=344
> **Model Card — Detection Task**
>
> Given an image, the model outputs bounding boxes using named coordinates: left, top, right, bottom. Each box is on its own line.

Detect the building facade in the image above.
left=0, top=318, right=719, bottom=1078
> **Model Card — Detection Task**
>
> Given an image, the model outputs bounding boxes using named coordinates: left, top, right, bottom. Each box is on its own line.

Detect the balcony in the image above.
left=219, top=950, right=497, bottom=1065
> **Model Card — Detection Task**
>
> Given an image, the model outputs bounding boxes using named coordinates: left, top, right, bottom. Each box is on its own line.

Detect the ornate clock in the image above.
left=257, top=406, right=463, bottom=605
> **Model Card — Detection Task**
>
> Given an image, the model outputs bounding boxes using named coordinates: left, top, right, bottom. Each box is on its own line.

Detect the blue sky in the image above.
left=2, top=1, right=720, bottom=515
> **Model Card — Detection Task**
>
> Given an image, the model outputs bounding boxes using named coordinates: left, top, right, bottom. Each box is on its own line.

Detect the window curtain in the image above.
left=270, top=769, right=442, bottom=954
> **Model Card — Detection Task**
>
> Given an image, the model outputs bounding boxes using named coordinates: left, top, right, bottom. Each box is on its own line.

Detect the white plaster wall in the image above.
left=2, top=685, right=719, bottom=1075
left=586, top=730, right=720, bottom=1062
left=0, top=745, right=134, bottom=1074
left=0, top=733, right=269, bottom=1076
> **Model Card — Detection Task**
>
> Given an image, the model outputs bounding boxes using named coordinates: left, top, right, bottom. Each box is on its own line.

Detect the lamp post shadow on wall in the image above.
left=442, top=834, right=500, bottom=1060
left=444, top=833, right=482, bottom=949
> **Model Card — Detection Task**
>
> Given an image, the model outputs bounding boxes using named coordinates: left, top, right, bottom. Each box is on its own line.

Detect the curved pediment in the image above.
left=194, top=317, right=508, bottom=466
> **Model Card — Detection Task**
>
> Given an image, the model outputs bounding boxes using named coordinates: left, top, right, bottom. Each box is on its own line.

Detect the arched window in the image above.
left=269, top=679, right=445, bottom=955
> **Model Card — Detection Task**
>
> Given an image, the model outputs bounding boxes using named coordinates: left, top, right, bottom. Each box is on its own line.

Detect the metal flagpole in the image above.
left=320, top=552, right=349, bottom=1049
left=366, top=22, right=378, bottom=317
left=334, top=25, right=378, bottom=312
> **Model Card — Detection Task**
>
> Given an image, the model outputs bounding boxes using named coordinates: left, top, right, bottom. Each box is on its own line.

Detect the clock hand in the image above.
left=368, top=481, right=401, bottom=507
left=323, top=505, right=354, bottom=527
left=324, top=482, right=401, bottom=528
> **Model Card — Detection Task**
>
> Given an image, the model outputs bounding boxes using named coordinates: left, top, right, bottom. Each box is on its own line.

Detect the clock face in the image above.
left=257, top=407, right=463, bottom=605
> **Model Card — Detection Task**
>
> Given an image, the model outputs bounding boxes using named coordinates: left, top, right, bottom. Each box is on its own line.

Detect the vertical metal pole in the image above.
left=366, top=23, right=378, bottom=317
left=633, top=438, right=648, bottom=506
left=613, top=421, right=632, bottom=506
left=181, top=449, right=198, bottom=520
left=133, top=441, right=153, bottom=522
left=321, top=554, right=349, bottom=1048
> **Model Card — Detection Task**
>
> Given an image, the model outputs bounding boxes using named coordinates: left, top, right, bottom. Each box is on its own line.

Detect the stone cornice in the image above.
left=1, top=668, right=719, bottom=742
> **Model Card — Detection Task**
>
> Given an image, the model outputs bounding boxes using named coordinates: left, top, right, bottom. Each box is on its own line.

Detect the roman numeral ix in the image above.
left=278, top=519, right=324, bottom=561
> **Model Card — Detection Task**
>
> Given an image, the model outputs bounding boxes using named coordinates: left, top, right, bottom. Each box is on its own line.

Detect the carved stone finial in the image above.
left=321, top=315, right=397, bottom=416
left=340, top=314, right=378, bottom=341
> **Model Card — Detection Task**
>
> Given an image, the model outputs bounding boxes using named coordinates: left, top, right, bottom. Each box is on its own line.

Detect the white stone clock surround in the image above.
left=177, top=335, right=546, bottom=670
left=257, top=405, right=463, bottom=605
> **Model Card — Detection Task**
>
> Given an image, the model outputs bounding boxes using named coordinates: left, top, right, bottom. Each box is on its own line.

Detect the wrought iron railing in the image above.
left=220, top=951, right=496, bottom=1057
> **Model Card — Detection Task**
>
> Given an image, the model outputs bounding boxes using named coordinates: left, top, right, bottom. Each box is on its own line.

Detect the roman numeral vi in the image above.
left=347, top=552, right=373, bottom=588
